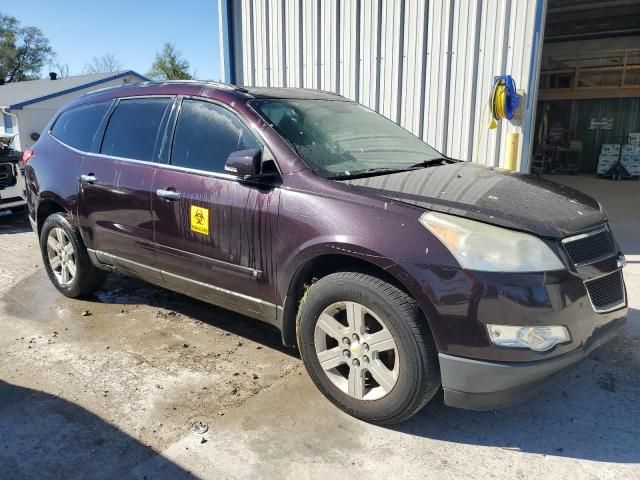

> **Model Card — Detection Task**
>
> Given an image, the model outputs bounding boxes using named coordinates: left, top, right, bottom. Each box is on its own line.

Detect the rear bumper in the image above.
left=440, top=318, right=626, bottom=410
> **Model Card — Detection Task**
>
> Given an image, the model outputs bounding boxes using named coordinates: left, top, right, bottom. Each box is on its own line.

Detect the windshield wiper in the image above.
left=408, top=157, right=452, bottom=169
left=327, top=167, right=413, bottom=180
left=327, top=157, right=456, bottom=180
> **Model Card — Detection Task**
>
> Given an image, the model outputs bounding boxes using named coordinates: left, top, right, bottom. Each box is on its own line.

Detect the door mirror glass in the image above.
left=224, top=149, right=262, bottom=177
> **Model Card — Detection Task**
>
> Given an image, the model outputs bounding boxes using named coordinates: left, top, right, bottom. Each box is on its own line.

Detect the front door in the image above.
left=152, top=99, right=280, bottom=321
left=78, top=97, right=174, bottom=282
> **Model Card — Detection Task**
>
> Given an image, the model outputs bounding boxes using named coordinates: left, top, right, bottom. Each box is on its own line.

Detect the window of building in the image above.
left=2, top=113, right=13, bottom=134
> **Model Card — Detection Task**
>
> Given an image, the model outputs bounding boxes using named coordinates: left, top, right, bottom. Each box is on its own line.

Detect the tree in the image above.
left=147, top=43, right=192, bottom=80
left=0, top=13, right=54, bottom=83
left=55, top=63, right=70, bottom=78
left=50, top=60, right=69, bottom=78
left=83, top=53, right=122, bottom=74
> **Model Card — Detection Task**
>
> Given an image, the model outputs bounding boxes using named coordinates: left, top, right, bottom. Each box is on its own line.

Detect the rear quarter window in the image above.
left=50, top=101, right=112, bottom=151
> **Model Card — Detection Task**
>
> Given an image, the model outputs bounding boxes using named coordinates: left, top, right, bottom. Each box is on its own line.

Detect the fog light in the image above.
left=487, top=325, right=570, bottom=352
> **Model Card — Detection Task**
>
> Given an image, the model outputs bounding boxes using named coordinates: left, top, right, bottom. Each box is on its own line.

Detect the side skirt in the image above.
left=87, top=249, right=282, bottom=328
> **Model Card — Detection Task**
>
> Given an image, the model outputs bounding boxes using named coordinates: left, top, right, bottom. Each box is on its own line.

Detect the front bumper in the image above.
left=440, top=318, right=625, bottom=410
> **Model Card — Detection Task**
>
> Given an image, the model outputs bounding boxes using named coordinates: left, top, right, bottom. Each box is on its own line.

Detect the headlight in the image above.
left=419, top=212, right=564, bottom=272
left=487, top=324, right=570, bottom=352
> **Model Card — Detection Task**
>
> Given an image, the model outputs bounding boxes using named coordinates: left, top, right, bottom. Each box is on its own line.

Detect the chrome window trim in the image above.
left=561, top=224, right=616, bottom=266
left=48, top=96, right=282, bottom=183
left=583, top=268, right=627, bottom=314
left=110, top=94, right=176, bottom=101
left=89, top=249, right=275, bottom=309
left=49, top=131, right=247, bottom=183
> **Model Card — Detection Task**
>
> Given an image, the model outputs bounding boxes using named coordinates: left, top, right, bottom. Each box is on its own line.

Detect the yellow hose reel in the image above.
left=489, top=75, right=519, bottom=129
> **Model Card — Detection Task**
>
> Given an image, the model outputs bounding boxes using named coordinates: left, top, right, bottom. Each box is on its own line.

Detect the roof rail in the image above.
left=82, top=80, right=249, bottom=97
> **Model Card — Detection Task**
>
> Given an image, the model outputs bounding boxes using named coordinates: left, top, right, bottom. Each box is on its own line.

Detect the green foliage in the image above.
left=0, top=12, right=54, bottom=83
left=147, top=43, right=192, bottom=80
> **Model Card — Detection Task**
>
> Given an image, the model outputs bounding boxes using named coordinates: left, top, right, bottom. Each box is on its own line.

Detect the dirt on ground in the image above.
left=0, top=212, right=301, bottom=478
left=0, top=174, right=639, bottom=480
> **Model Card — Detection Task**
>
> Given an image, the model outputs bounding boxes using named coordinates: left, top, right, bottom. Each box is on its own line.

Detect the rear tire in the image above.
left=40, top=213, right=106, bottom=298
left=297, top=271, right=440, bottom=424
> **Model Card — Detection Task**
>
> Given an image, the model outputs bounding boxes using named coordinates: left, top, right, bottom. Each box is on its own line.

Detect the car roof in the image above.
left=242, top=86, right=347, bottom=100
left=78, top=80, right=349, bottom=104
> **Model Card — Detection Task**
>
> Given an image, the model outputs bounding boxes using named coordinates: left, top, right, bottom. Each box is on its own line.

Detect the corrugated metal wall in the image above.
left=225, top=0, right=546, bottom=172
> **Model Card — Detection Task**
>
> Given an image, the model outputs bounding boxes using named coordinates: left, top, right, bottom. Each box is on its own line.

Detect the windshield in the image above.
left=250, top=99, right=444, bottom=178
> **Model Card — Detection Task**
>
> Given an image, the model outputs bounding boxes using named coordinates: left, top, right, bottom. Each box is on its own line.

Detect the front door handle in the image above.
left=156, top=188, right=181, bottom=201
left=80, top=174, right=97, bottom=184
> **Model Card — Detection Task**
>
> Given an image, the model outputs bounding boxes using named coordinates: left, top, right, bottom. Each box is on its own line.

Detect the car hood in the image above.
left=340, top=162, right=606, bottom=238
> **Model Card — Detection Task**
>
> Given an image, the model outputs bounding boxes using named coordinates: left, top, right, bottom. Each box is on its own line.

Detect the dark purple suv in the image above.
left=24, top=81, right=627, bottom=424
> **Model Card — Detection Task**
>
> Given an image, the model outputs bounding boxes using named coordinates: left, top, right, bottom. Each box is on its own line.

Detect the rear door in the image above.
left=78, top=97, right=175, bottom=282
left=152, top=98, right=280, bottom=321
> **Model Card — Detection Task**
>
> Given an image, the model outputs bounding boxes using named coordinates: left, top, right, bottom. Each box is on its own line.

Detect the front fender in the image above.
left=277, top=237, right=398, bottom=302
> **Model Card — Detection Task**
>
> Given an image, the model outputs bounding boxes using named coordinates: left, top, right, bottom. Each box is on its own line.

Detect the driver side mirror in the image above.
left=224, top=148, right=262, bottom=177
left=224, top=149, right=280, bottom=184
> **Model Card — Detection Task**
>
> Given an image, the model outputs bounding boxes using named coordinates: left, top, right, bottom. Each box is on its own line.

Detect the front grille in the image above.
left=584, top=270, right=625, bottom=313
left=563, top=227, right=615, bottom=265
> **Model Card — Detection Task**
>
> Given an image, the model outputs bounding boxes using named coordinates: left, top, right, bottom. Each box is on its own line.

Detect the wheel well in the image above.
left=36, top=199, right=66, bottom=235
left=280, top=254, right=413, bottom=348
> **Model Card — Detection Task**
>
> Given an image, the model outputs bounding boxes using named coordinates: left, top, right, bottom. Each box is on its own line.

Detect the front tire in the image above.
left=40, top=213, right=106, bottom=298
left=297, top=271, right=440, bottom=424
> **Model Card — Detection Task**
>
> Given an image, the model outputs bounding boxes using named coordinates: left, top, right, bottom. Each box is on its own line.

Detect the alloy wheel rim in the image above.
left=46, top=227, right=76, bottom=286
left=314, top=301, right=399, bottom=401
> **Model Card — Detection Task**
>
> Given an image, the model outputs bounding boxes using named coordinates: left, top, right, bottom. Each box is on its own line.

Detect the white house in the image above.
left=0, top=70, right=148, bottom=152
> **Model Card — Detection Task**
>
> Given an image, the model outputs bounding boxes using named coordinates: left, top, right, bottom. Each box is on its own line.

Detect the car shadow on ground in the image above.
left=0, top=210, right=30, bottom=235
left=90, top=273, right=297, bottom=358
left=0, top=380, right=195, bottom=479
left=4, top=218, right=636, bottom=465
left=391, top=307, right=640, bottom=464
left=79, top=274, right=640, bottom=464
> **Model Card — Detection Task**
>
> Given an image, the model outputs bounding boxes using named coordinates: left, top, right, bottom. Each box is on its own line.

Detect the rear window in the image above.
left=101, top=98, right=172, bottom=162
left=50, top=102, right=111, bottom=151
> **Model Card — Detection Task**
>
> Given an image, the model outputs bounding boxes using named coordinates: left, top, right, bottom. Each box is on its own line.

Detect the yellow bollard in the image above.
left=505, top=132, right=519, bottom=171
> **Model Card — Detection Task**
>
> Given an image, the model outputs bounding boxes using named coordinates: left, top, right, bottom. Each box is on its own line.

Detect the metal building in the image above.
left=218, top=0, right=546, bottom=173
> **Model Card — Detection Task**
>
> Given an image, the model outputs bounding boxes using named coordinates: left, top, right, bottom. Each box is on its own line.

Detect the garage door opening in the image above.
left=533, top=0, right=640, bottom=181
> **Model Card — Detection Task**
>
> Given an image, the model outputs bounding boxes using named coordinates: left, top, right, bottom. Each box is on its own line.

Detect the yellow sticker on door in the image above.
left=190, top=205, right=209, bottom=235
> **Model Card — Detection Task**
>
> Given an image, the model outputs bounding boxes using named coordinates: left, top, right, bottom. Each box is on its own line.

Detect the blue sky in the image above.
left=2, top=0, right=221, bottom=80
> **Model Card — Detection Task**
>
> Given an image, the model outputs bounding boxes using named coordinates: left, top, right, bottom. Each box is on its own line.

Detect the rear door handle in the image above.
left=80, top=174, right=97, bottom=184
left=156, top=188, right=181, bottom=201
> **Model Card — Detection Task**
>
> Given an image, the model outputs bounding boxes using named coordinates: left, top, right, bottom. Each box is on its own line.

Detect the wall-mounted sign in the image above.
left=589, top=117, right=614, bottom=130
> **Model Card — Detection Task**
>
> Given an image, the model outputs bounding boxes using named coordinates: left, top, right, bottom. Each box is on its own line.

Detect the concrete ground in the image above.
left=0, top=174, right=638, bottom=480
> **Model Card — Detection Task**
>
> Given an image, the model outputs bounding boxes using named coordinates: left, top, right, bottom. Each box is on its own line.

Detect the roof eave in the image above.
left=8, top=70, right=149, bottom=110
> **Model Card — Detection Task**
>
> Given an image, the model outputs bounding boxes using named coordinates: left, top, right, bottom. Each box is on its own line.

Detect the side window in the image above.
left=101, top=98, right=172, bottom=162
left=170, top=99, right=260, bottom=173
left=50, top=102, right=111, bottom=151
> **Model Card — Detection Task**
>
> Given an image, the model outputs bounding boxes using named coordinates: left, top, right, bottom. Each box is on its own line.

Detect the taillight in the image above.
left=22, top=149, right=34, bottom=165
